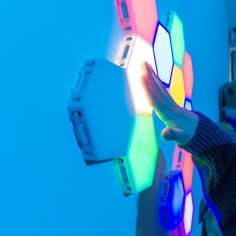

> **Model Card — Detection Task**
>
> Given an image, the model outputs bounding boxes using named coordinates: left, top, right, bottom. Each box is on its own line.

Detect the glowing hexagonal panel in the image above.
left=116, top=0, right=158, bottom=44
left=182, top=52, right=194, bottom=98
left=115, top=35, right=156, bottom=114
left=68, top=58, right=136, bottom=164
left=153, top=23, right=174, bottom=86
left=162, top=12, right=185, bottom=68
left=169, top=66, right=185, bottom=107
left=159, top=171, right=185, bottom=230
left=115, top=115, right=158, bottom=195
left=172, top=145, right=194, bottom=192
left=183, top=192, right=194, bottom=235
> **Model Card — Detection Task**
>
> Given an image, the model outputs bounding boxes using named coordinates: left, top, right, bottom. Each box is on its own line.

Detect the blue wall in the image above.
left=0, top=0, right=229, bottom=235
left=225, top=0, right=236, bottom=29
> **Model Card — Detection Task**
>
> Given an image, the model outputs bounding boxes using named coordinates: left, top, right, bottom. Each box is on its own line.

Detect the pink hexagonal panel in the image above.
left=116, top=0, right=158, bottom=44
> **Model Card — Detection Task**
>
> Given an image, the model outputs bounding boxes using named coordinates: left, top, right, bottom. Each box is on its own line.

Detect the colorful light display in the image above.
left=68, top=5, right=196, bottom=233
left=116, top=0, right=158, bottom=44
left=153, top=23, right=174, bottom=86
left=159, top=171, right=185, bottom=230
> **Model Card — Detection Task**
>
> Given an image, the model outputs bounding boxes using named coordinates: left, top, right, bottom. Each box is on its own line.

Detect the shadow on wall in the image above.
left=136, top=149, right=173, bottom=236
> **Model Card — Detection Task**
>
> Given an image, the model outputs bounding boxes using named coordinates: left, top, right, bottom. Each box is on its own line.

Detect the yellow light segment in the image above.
left=169, top=65, right=185, bottom=107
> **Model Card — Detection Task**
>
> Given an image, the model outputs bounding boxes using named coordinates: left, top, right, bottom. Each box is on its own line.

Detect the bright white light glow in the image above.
left=185, top=100, right=192, bottom=111
left=115, top=36, right=156, bottom=114
left=184, top=192, right=194, bottom=235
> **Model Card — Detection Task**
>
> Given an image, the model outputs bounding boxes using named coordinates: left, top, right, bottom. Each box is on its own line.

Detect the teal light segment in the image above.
left=115, top=114, right=158, bottom=195
left=162, top=12, right=185, bottom=68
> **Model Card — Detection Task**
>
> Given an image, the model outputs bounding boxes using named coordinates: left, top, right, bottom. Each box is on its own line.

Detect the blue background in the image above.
left=0, top=0, right=229, bottom=235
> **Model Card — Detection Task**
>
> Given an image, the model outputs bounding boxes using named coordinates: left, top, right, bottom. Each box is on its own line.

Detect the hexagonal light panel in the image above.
left=153, top=23, right=174, bottom=86
left=183, top=52, right=194, bottom=99
left=115, top=35, right=157, bottom=114
left=162, top=12, right=185, bottom=68
left=68, top=58, right=136, bottom=164
left=116, top=0, right=158, bottom=44
left=169, top=65, right=185, bottom=107
left=115, top=115, right=158, bottom=195
left=172, top=145, right=194, bottom=192
left=159, top=170, right=185, bottom=230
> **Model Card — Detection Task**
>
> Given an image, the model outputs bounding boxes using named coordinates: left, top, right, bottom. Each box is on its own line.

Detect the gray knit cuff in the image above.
left=179, top=111, right=233, bottom=158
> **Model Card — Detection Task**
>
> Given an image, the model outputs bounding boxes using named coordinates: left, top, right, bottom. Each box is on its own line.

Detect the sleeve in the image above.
left=179, top=111, right=236, bottom=235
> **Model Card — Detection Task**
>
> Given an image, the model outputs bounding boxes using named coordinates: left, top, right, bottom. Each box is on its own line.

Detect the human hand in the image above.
left=141, top=62, right=199, bottom=145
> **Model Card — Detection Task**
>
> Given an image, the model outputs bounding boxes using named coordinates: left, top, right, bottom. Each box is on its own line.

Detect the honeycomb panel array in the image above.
left=115, top=0, right=196, bottom=215
left=152, top=10, right=195, bottom=235
left=68, top=5, right=196, bottom=233
left=68, top=57, right=159, bottom=194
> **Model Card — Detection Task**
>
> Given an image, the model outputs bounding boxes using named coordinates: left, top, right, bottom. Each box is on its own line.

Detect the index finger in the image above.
left=142, top=62, right=174, bottom=104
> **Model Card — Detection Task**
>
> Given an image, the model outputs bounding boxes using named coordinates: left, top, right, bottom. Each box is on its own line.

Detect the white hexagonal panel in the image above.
left=153, top=23, right=174, bottom=86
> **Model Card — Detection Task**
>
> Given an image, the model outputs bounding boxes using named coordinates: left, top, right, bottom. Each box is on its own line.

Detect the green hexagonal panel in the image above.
left=115, top=114, right=158, bottom=195
left=162, top=12, right=185, bottom=68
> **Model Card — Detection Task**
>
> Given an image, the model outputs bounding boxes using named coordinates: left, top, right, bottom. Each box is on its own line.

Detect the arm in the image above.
left=141, top=62, right=236, bottom=235
left=180, top=112, right=236, bottom=235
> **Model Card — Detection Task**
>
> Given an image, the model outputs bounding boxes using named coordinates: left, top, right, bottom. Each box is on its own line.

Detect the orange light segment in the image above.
left=182, top=52, right=194, bottom=99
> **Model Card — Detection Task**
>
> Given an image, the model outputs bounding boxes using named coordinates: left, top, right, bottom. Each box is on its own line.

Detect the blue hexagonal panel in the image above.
left=159, top=170, right=185, bottom=230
